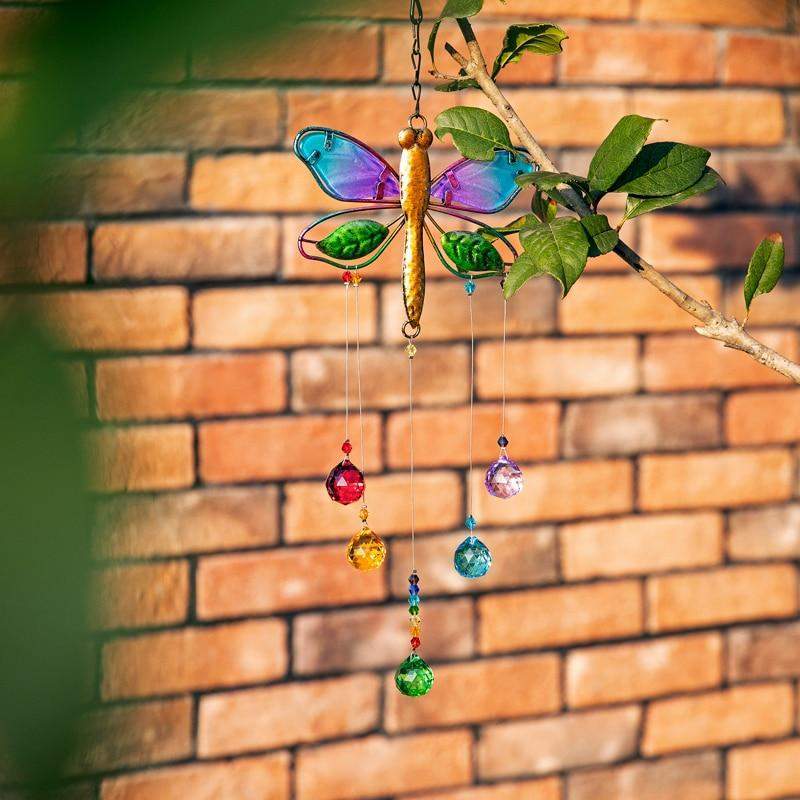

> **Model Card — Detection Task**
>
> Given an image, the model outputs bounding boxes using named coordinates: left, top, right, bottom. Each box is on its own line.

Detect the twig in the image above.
left=448, top=19, right=800, bottom=385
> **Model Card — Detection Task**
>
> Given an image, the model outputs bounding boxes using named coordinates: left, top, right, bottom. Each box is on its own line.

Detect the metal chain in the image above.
left=408, top=0, right=425, bottom=128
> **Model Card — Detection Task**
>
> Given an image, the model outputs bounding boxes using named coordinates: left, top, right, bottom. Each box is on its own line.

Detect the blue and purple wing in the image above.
left=294, top=127, right=401, bottom=204
left=429, top=148, right=534, bottom=213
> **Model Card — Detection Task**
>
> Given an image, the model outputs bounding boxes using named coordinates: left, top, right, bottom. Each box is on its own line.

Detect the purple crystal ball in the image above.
left=484, top=455, right=523, bottom=499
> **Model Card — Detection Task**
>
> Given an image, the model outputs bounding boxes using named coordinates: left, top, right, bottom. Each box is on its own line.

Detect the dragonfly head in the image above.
left=398, top=127, right=433, bottom=151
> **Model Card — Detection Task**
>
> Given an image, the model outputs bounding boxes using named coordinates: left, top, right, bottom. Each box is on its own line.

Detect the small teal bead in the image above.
left=465, top=514, right=477, bottom=531
left=454, top=535, right=492, bottom=578
left=464, top=278, right=476, bottom=295
left=408, top=594, right=421, bottom=605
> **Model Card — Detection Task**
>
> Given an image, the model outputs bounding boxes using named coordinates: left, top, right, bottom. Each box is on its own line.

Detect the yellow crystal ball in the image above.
left=346, top=526, right=386, bottom=571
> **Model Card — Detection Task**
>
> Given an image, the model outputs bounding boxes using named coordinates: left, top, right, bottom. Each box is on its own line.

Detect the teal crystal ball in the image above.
left=454, top=535, right=492, bottom=578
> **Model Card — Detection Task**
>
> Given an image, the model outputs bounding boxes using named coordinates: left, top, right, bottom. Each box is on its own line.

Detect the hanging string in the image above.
left=500, top=294, right=508, bottom=443
left=466, top=289, right=475, bottom=525
left=355, top=279, right=366, bottom=499
left=407, top=341, right=416, bottom=570
left=344, top=279, right=350, bottom=444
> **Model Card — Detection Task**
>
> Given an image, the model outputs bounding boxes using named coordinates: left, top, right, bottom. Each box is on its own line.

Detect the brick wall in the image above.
left=4, top=0, right=800, bottom=798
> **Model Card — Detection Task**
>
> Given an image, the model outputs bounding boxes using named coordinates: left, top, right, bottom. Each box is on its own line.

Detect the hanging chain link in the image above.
left=408, top=0, right=425, bottom=128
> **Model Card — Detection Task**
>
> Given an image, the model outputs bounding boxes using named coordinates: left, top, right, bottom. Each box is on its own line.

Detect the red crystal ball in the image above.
left=326, top=459, right=365, bottom=505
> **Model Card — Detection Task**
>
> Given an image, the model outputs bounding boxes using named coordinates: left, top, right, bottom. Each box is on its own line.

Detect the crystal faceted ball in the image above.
left=485, top=455, right=524, bottom=499
left=326, top=458, right=365, bottom=504
left=395, top=653, right=434, bottom=696
left=454, top=535, right=492, bottom=578
left=346, top=526, right=386, bottom=570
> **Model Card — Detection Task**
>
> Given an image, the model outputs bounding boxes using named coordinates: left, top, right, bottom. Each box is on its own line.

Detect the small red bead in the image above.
left=342, top=271, right=352, bottom=284
left=342, top=439, right=353, bottom=454
left=410, top=636, right=421, bottom=649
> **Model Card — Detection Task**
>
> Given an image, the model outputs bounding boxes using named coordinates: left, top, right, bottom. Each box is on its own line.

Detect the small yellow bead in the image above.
left=350, top=272, right=362, bottom=286
left=405, top=342, right=417, bottom=359
left=346, top=526, right=386, bottom=571
left=358, top=506, right=369, bottom=521
left=410, top=624, right=421, bottom=637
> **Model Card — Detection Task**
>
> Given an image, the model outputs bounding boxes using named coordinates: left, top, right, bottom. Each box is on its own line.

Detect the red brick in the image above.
left=291, top=344, right=469, bottom=412
left=191, top=152, right=340, bottom=213
left=194, top=23, right=379, bottom=81
left=96, top=353, right=287, bottom=421
left=632, top=91, right=785, bottom=147
left=101, top=753, right=290, bottom=800
left=644, top=330, right=798, bottom=391
left=383, top=21, right=555, bottom=86
left=381, top=279, right=558, bottom=342
left=102, top=619, right=285, bottom=700
left=479, top=706, right=640, bottom=779
left=726, top=33, right=800, bottom=86
left=387, top=402, right=560, bottom=468
left=563, top=26, right=716, bottom=85
left=726, top=388, right=800, bottom=445
left=95, top=487, right=279, bottom=559
left=399, top=779, right=561, bottom=800
left=726, top=279, right=800, bottom=326
left=719, top=153, right=800, bottom=207
left=296, top=730, right=473, bottom=800
left=643, top=682, right=794, bottom=755
left=86, top=89, right=281, bottom=149
left=638, top=0, right=788, bottom=28
left=196, top=544, right=387, bottom=618
left=481, top=0, right=632, bottom=18
left=560, top=275, right=721, bottom=333
left=22, top=288, right=189, bottom=351
left=94, top=218, right=279, bottom=281
left=293, top=599, right=474, bottom=674
left=284, top=470, right=462, bottom=542
left=729, top=504, right=800, bottom=561
left=390, top=527, right=557, bottom=596
left=477, top=337, right=639, bottom=399
left=199, top=413, right=381, bottom=483
left=647, top=564, right=798, bottom=632
left=92, top=561, right=188, bottom=631
left=566, top=632, right=722, bottom=707
left=386, top=653, right=560, bottom=732
left=568, top=753, right=722, bottom=800
left=479, top=579, right=642, bottom=654
left=73, top=699, right=192, bottom=773
left=57, top=154, right=185, bottom=215
left=90, top=424, right=194, bottom=492
left=639, top=213, right=796, bottom=272
left=199, top=673, right=381, bottom=756
left=561, top=512, right=723, bottom=580
left=639, top=448, right=793, bottom=510
left=563, top=394, right=720, bottom=457
left=193, top=284, right=377, bottom=349
left=472, top=458, right=633, bottom=527
left=0, top=223, right=86, bottom=284
left=728, top=621, right=800, bottom=681
left=728, top=739, right=800, bottom=800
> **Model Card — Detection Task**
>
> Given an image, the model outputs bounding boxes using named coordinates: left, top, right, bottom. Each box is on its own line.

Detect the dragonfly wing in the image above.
left=294, top=127, right=401, bottom=203
left=429, top=148, right=535, bottom=213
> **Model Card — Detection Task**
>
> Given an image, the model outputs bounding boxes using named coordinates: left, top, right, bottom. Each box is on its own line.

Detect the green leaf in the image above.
left=581, top=213, right=619, bottom=256
left=442, top=230, right=504, bottom=272
left=611, top=142, right=710, bottom=196
left=317, top=219, right=389, bottom=260
left=434, top=106, right=513, bottom=161
left=435, top=76, right=480, bottom=92
left=506, top=217, right=589, bottom=298
left=624, top=167, right=722, bottom=220
left=516, top=171, right=589, bottom=192
left=428, top=0, right=484, bottom=65
left=491, top=23, right=567, bottom=77
left=588, top=114, right=660, bottom=195
left=744, top=233, right=785, bottom=315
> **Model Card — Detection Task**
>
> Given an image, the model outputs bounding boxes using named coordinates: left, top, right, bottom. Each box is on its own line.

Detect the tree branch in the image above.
left=449, top=18, right=800, bottom=385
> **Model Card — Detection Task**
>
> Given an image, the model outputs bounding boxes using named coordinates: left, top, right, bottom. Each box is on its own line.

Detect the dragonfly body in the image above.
left=398, top=126, right=433, bottom=328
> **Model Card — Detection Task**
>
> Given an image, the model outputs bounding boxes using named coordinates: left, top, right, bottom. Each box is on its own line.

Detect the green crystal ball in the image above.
left=395, top=653, right=434, bottom=697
